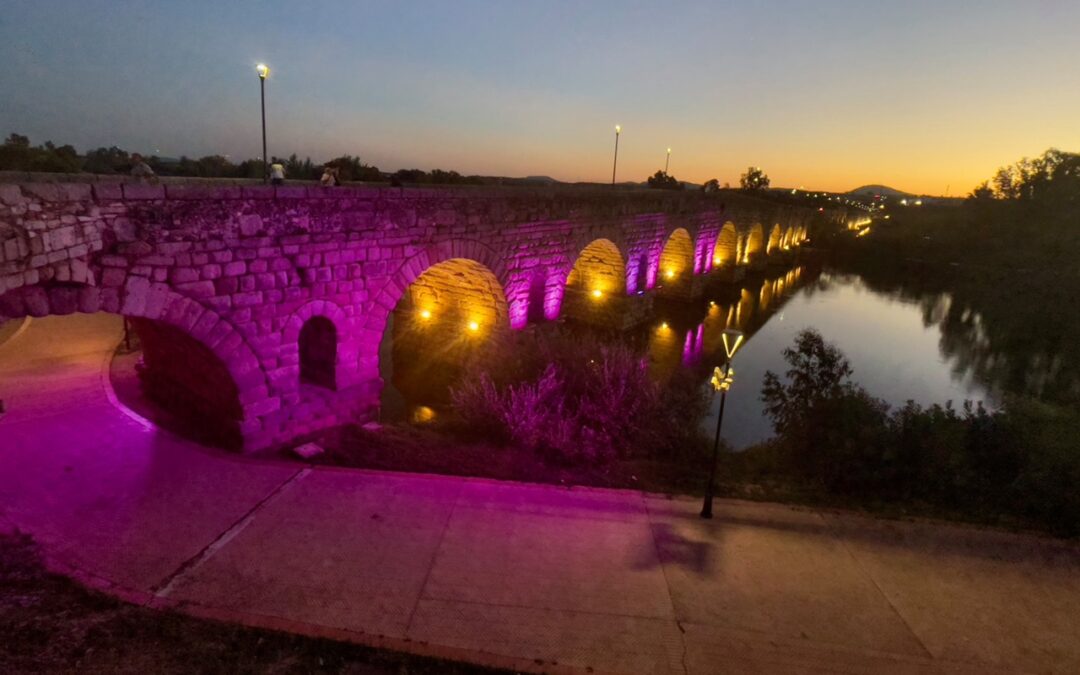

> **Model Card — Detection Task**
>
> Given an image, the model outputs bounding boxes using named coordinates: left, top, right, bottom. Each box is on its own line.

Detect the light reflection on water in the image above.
left=645, top=269, right=996, bottom=449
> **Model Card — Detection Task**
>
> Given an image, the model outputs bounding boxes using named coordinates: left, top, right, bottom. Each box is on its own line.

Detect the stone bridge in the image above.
left=0, top=175, right=863, bottom=450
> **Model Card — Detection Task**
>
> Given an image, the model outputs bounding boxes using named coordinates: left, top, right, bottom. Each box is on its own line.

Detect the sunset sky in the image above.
left=2, top=1, right=1078, bottom=195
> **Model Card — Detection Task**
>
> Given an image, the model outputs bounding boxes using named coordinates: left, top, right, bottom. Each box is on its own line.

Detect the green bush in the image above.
left=761, top=329, right=1080, bottom=535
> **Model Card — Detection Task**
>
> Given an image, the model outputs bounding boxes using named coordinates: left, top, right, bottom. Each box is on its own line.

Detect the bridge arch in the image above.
left=0, top=282, right=268, bottom=448
left=767, top=224, right=783, bottom=254
left=713, top=222, right=738, bottom=267
left=364, top=239, right=508, bottom=336
left=370, top=242, right=510, bottom=413
left=562, top=238, right=626, bottom=324
left=657, top=227, right=694, bottom=296
left=744, top=224, right=765, bottom=263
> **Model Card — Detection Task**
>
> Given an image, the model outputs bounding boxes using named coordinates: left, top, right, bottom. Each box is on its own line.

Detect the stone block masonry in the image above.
left=0, top=174, right=860, bottom=451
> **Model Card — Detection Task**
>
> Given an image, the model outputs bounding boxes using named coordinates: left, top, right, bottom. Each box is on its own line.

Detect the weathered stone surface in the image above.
left=0, top=175, right=855, bottom=452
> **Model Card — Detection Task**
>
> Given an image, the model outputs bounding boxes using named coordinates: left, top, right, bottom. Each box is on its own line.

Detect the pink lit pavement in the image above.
left=3, top=315, right=1080, bottom=674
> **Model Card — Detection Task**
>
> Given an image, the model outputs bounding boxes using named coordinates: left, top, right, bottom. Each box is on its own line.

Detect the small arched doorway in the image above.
left=299, top=316, right=338, bottom=389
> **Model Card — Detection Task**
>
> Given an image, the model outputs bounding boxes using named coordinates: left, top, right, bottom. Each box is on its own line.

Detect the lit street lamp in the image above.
left=664, top=147, right=671, bottom=175
left=701, top=328, right=745, bottom=519
left=611, top=124, right=621, bottom=186
left=256, top=63, right=270, bottom=183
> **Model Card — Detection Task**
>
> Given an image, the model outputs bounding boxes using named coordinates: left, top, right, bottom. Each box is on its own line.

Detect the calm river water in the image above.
left=644, top=268, right=996, bottom=449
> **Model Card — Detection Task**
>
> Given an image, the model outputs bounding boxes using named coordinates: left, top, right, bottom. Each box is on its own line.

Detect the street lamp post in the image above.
left=256, top=63, right=270, bottom=183
left=611, top=125, right=621, bottom=186
left=664, top=147, right=671, bottom=176
left=701, top=328, right=744, bottom=519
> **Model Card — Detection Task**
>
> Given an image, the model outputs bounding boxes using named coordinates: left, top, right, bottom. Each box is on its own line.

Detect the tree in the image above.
left=646, top=170, right=681, bottom=190
left=968, top=181, right=994, bottom=201
left=82, top=146, right=130, bottom=174
left=740, top=166, right=770, bottom=191
left=978, top=148, right=1080, bottom=203
left=761, top=329, right=892, bottom=492
left=0, top=134, right=80, bottom=172
left=701, top=178, right=720, bottom=193
left=391, top=168, right=437, bottom=185
left=762, top=329, right=855, bottom=432
left=992, top=166, right=1018, bottom=200
left=284, top=154, right=316, bottom=180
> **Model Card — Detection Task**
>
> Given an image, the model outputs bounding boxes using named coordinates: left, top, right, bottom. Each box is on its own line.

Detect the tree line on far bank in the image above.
left=2, top=131, right=787, bottom=194
left=969, top=148, right=1080, bottom=203
left=0, top=132, right=491, bottom=186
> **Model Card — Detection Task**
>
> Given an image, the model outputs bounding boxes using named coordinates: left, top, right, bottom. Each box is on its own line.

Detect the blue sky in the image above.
left=2, top=1, right=1079, bottom=192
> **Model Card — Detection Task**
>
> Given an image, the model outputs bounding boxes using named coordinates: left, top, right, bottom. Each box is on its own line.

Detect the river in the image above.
left=640, top=268, right=997, bottom=449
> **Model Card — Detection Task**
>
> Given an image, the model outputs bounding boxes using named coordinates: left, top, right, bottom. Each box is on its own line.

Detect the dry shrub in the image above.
left=451, top=327, right=708, bottom=463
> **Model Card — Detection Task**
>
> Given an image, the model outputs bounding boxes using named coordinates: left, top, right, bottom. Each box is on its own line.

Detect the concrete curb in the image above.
left=0, top=316, right=31, bottom=349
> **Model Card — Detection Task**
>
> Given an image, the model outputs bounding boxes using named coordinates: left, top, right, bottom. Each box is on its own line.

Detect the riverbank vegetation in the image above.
left=304, top=324, right=1080, bottom=537
left=450, top=329, right=709, bottom=463
left=305, top=328, right=716, bottom=496
left=740, top=329, right=1080, bottom=536
left=796, top=157, right=1080, bottom=534
left=0, top=132, right=496, bottom=185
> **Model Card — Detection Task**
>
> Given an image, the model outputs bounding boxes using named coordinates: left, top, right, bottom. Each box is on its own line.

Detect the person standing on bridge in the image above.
left=130, top=153, right=157, bottom=183
left=270, top=158, right=286, bottom=186
left=320, top=165, right=340, bottom=186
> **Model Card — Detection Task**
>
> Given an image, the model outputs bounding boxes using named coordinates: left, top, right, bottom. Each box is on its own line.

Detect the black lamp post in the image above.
left=701, top=328, right=745, bottom=519
left=611, top=125, right=621, bottom=186
left=664, top=147, right=671, bottom=175
left=256, top=63, right=270, bottom=183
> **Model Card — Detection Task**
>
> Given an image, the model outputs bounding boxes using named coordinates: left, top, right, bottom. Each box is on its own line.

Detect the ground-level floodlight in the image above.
left=701, top=328, right=745, bottom=519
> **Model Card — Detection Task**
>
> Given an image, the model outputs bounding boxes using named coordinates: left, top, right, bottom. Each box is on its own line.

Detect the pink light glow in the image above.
left=645, top=247, right=660, bottom=289
left=625, top=257, right=640, bottom=295
left=509, top=297, right=529, bottom=329
left=544, top=273, right=566, bottom=320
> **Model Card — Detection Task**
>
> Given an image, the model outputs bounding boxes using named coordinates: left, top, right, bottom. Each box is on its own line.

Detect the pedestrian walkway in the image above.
left=2, top=313, right=1079, bottom=674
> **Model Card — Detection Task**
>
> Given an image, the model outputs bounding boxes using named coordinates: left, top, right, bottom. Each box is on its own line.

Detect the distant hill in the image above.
left=847, top=184, right=913, bottom=198
left=523, top=175, right=559, bottom=184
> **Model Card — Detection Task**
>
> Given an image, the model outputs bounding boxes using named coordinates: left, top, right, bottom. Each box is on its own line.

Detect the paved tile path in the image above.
left=2, top=314, right=1079, bottom=674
